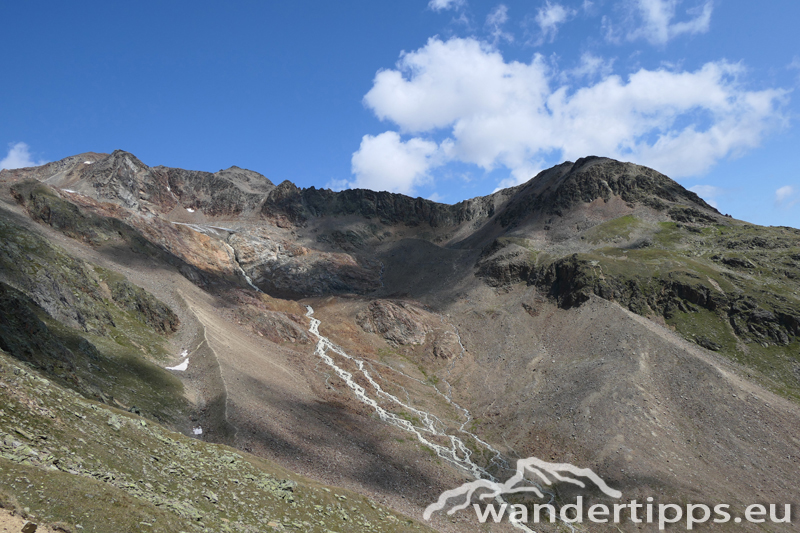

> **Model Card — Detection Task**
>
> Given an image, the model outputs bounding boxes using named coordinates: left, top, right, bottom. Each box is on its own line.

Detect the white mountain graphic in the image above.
left=424, top=456, right=622, bottom=520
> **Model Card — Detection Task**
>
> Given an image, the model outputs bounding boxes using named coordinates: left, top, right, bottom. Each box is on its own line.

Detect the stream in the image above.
left=305, top=305, right=537, bottom=532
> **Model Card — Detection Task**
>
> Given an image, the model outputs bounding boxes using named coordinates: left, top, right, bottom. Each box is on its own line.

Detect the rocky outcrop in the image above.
left=476, top=238, right=539, bottom=286
left=495, top=157, right=719, bottom=228
left=479, top=247, right=800, bottom=349
left=229, top=232, right=381, bottom=297
left=12, top=180, right=240, bottom=288
left=6, top=150, right=275, bottom=218
left=356, top=300, right=464, bottom=358
left=431, top=330, right=462, bottom=359
left=0, top=281, right=118, bottom=405
left=0, top=215, right=178, bottom=337
left=78, top=150, right=164, bottom=210
left=356, top=300, right=431, bottom=346
left=261, top=182, right=518, bottom=228
left=160, top=164, right=274, bottom=217
left=0, top=214, right=116, bottom=335
left=8, top=151, right=720, bottom=244
left=81, top=150, right=276, bottom=216
left=108, top=278, right=180, bottom=335
left=11, top=179, right=127, bottom=246
left=668, top=206, right=718, bottom=224
left=0, top=282, right=81, bottom=374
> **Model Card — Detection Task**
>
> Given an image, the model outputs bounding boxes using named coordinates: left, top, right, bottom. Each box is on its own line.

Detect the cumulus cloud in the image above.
left=356, top=37, right=786, bottom=191
left=688, top=184, right=723, bottom=208
left=350, top=132, right=442, bottom=195
left=534, top=2, right=576, bottom=44
left=429, top=0, right=465, bottom=12
left=0, top=142, right=47, bottom=170
left=627, top=0, right=713, bottom=45
left=775, top=185, right=798, bottom=208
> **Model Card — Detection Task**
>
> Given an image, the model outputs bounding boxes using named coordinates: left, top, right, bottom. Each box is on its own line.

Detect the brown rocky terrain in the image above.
left=0, top=151, right=798, bottom=532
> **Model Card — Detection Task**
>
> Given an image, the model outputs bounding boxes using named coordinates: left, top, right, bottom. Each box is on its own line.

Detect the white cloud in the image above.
left=486, top=4, right=513, bottom=44
left=325, top=178, right=350, bottom=192
left=775, top=185, right=798, bottom=208
left=493, top=161, right=545, bottom=192
left=429, top=0, right=465, bottom=12
left=350, top=132, right=442, bottom=195
left=566, top=52, right=615, bottom=80
left=360, top=37, right=787, bottom=190
left=688, top=184, right=723, bottom=208
left=534, top=2, right=576, bottom=44
left=628, top=0, right=713, bottom=45
left=0, top=142, right=47, bottom=170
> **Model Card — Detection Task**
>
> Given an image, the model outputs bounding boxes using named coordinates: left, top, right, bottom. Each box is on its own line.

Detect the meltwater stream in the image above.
left=305, top=305, right=537, bottom=532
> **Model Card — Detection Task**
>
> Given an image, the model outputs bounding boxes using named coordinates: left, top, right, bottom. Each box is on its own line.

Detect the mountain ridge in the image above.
left=3, top=149, right=719, bottom=228
left=0, top=151, right=798, bottom=533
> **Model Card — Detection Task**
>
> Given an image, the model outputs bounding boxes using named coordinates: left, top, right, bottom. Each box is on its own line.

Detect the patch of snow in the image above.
left=61, top=189, right=77, bottom=193
left=193, top=426, right=203, bottom=435
left=83, top=161, right=93, bottom=164
left=181, top=349, right=188, bottom=357
left=166, top=185, right=171, bottom=192
left=186, top=208, right=195, bottom=213
left=166, top=358, right=189, bottom=371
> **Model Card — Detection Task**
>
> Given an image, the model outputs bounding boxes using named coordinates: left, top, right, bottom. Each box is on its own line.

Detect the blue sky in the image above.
left=1, top=1, right=799, bottom=227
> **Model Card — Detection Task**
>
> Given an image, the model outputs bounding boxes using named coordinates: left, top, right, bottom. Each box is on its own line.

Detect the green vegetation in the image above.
left=481, top=215, right=800, bottom=402
left=585, top=215, right=642, bottom=243
left=652, top=221, right=689, bottom=247
left=397, top=411, right=422, bottom=427
left=584, top=222, right=800, bottom=401
left=0, top=216, right=186, bottom=424
left=0, top=352, right=433, bottom=533
left=495, top=236, right=537, bottom=251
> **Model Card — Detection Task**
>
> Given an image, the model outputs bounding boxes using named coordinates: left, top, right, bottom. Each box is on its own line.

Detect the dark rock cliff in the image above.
left=260, top=182, right=516, bottom=228
left=496, top=156, right=719, bottom=227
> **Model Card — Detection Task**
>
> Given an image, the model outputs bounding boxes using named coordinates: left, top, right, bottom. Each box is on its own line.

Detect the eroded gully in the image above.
left=305, top=305, right=539, bottom=532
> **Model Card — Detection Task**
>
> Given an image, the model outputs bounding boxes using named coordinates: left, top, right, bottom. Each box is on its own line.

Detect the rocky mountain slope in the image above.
left=0, top=151, right=798, bottom=532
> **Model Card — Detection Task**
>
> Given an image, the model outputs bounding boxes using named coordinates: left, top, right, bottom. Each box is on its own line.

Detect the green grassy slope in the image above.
left=0, top=351, right=433, bottom=533
left=0, top=214, right=188, bottom=424
left=480, top=217, right=800, bottom=401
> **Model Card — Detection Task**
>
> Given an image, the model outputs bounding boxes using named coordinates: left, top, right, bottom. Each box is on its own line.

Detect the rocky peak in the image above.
left=494, top=157, right=719, bottom=229
left=107, top=149, right=149, bottom=171
left=0, top=152, right=106, bottom=187
left=563, top=156, right=715, bottom=211
left=77, top=150, right=153, bottom=209
left=214, top=166, right=275, bottom=195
